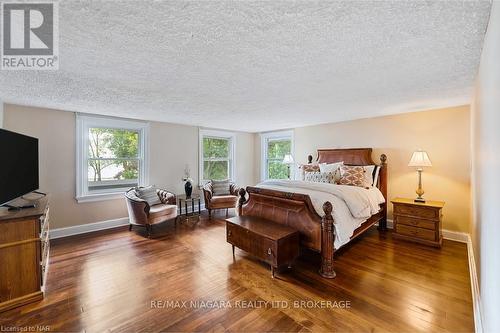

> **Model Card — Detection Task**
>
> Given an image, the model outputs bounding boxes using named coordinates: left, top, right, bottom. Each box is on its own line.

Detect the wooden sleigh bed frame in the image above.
left=236, top=148, right=387, bottom=279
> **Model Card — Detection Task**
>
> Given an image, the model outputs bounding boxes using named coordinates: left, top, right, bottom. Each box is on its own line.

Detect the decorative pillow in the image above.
left=135, top=185, right=161, bottom=206
left=363, top=165, right=376, bottom=187
left=319, top=162, right=343, bottom=181
left=338, top=166, right=369, bottom=187
left=319, top=161, right=344, bottom=173
left=372, top=165, right=381, bottom=187
left=211, top=179, right=231, bottom=195
left=348, top=165, right=381, bottom=187
left=298, top=163, right=320, bottom=180
left=304, top=171, right=336, bottom=184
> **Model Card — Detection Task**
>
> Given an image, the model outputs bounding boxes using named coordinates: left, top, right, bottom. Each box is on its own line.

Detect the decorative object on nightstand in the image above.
left=391, top=197, right=444, bottom=248
left=408, top=150, right=432, bottom=203
left=282, top=154, right=294, bottom=179
left=182, top=165, right=193, bottom=198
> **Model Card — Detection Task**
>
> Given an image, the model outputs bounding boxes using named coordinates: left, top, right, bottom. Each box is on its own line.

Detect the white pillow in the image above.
left=319, top=161, right=343, bottom=173
left=320, top=162, right=343, bottom=182
left=358, top=165, right=381, bottom=187
left=363, top=165, right=375, bottom=187
left=372, top=165, right=381, bottom=187
left=136, top=185, right=161, bottom=206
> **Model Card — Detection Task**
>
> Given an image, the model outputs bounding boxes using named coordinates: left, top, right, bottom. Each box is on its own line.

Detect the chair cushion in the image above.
left=211, top=180, right=231, bottom=195
left=149, top=204, right=177, bottom=220
left=211, top=195, right=238, bottom=207
left=136, top=186, right=161, bottom=206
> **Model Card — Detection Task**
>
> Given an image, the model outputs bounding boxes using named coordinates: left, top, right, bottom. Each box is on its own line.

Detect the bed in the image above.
left=236, top=148, right=387, bottom=278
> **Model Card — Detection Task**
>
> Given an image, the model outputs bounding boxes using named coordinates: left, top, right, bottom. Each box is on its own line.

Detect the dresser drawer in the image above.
left=396, top=224, right=436, bottom=241
left=395, top=216, right=436, bottom=230
left=394, top=204, right=439, bottom=220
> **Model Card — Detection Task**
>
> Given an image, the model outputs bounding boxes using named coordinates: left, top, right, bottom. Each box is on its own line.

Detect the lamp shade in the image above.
left=282, top=154, right=294, bottom=164
left=408, top=150, right=432, bottom=167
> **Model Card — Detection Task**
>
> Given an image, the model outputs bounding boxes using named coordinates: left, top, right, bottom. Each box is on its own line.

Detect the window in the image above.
left=199, top=129, right=235, bottom=183
left=76, top=115, right=149, bottom=202
left=261, top=131, right=294, bottom=180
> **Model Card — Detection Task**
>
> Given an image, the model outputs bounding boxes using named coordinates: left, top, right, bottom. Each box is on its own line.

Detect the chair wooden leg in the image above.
left=128, top=224, right=132, bottom=231
left=146, top=224, right=152, bottom=238
left=226, top=208, right=229, bottom=217
left=208, top=209, right=212, bottom=219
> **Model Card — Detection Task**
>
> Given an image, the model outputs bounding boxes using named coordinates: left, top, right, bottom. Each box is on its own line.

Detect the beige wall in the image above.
left=3, top=104, right=256, bottom=229
left=235, top=132, right=257, bottom=187
left=471, top=2, right=500, bottom=332
left=256, top=106, right=471, bottom=233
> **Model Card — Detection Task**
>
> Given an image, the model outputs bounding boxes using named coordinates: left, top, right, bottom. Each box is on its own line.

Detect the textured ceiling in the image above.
left=0, top=1, right=492, bottom=132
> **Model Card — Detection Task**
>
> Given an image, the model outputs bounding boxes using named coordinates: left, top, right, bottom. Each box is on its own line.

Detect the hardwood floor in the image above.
left=0, top=211, right=473, bottom=332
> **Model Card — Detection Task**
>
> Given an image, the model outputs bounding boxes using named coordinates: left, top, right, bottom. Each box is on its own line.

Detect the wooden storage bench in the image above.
left=225, top=216, right=300, bottom=278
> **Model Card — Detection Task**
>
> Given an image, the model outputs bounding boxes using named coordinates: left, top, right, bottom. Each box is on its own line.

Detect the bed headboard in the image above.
left=307, top=148, right=388, bottom=211
left=314, top=148, right=375, bottom=165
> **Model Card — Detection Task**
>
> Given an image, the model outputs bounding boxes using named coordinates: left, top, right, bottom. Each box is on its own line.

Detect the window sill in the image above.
left=76, top=192, right=126, bottom=203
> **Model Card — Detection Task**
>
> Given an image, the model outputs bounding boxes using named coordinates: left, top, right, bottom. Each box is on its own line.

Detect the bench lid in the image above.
left=226, top=216, right=298, bottom=240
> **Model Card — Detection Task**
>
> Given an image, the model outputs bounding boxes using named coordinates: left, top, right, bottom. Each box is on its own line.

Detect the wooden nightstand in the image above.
left=391, top=198, right=444, bottom=248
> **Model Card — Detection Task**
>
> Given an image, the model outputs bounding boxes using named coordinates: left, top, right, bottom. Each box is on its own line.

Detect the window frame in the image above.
left=260, top=130, right=294, bottom=181
left=76, top=114, right=150, bottom=203
left=199, top=129, right=236, bottom=185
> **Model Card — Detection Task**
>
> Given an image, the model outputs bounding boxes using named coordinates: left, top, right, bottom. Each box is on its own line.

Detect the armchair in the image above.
left=125, top=187, right=178, bottom=238
left=202, top=180, right=239, bottom=219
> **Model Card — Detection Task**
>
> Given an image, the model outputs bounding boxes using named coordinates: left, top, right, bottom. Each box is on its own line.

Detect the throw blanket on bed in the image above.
left=256, top=180, right=386, bottom=249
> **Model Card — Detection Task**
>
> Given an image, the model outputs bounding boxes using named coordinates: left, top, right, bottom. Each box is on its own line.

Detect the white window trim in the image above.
left=260, top=130, right=294, bottom=181
left=199, top=128, right=236, bottom=186
left=76, top=114, right=150, bottom=203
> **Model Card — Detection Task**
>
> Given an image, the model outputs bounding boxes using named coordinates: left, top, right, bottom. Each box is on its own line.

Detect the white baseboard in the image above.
left=387, top=219, right=482, bottom=332
left=50, top=204, right=207, bottom=239
left=467, top=234, right=483, bottom=333
left=442, top=229, right=469, bottom=243
left=50, top=217, right=129, bottom=239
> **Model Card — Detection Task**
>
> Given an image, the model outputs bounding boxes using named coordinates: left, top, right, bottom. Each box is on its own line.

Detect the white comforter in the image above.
left=256, top=180, right=385, bottom=249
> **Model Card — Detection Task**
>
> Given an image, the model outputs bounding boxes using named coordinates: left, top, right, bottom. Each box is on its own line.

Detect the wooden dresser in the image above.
left=0, top=196, right=50, bottom=312
left=391, top=197, right=444, bottom=248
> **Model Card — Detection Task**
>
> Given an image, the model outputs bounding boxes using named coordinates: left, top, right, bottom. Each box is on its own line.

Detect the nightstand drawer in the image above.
left=396, top=224, right=436, bottom=241
left=394, top=204, right=438, bottom=220
left=395, top=216, right=436, bottom=230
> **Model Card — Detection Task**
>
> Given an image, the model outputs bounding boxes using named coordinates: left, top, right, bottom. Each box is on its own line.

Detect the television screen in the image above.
left=0, top=129, right=39, bottom=205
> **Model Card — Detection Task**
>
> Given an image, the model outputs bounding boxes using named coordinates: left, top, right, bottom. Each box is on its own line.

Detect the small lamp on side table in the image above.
left=282, top=154, right=294, bottom=180
left=408, top=150, right=432, bottom=203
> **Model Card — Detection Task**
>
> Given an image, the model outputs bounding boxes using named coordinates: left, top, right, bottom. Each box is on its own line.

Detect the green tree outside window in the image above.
left=267, top=139, right=291, bottom=179
left=203, top=137, right=231, bottom=180
left=88, top=128, right=139, bottom=182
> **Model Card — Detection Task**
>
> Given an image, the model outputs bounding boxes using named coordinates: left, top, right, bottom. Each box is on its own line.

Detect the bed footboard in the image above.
left=237, top=187, right=336, bottom=279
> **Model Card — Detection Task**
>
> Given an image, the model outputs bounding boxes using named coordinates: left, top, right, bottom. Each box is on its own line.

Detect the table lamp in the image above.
left=408, top=150, right=432, bottom=203
left=282, top=154, right=294, bottom=179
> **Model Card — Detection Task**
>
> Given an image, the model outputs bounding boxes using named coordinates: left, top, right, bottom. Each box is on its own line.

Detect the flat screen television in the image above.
left=0, top=129, right=39, bottom=206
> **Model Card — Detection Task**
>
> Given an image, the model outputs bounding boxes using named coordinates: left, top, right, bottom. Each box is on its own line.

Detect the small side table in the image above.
left=391, top=197, right=444, bottom=248
left=177, top=194, right=202, bottom=218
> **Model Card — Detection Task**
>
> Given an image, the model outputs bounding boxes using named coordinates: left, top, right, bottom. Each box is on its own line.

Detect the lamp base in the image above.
left=414, top=197, right=426, bottom=203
